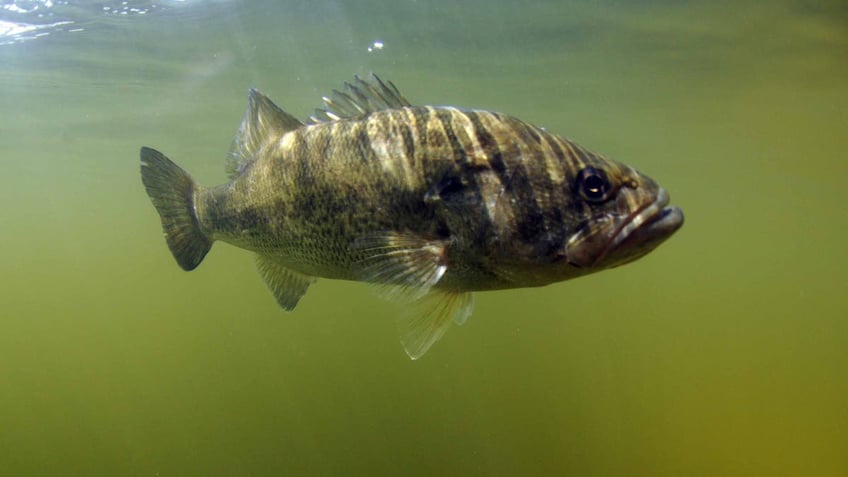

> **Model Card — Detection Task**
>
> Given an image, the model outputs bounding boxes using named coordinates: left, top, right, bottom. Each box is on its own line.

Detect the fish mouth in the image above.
left=597, top=188, right=684, bottom=267
left=565, top=187, right=684, bottom=269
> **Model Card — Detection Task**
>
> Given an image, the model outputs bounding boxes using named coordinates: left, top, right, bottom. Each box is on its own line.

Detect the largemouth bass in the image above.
left=141, top=74, right=683, bottom=359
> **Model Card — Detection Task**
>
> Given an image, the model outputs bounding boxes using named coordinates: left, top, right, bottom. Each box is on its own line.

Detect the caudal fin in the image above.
left=140, top=147, right=212, bottom=271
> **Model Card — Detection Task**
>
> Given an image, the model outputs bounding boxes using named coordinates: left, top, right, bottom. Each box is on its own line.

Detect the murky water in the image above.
left=1, top=1, right=846, bottom=475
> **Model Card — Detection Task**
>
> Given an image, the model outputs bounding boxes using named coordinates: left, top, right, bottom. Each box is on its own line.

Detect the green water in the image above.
left=1, top=1, right=846, bottom=475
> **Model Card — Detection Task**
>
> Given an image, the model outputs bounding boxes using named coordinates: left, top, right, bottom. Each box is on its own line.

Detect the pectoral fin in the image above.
left=353, top=232, right=449, bottom=303
left=398, top=290, right=474, bottom=360
left=351, top=232, right=472, bottom=358
left=255, top=254, right=316, bottom=311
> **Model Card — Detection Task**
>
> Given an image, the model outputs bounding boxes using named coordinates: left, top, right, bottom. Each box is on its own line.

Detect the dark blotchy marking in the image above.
left=412, top=108, right=429, bottom=151
left=541, top=131, right=566, bottom=163
left=352, top=122, right=374, bottom=164
left=505, top=164, right=546, bottom=245
left=549, top=206, right=564, bottom=233
left=464, top=111, right=508, bottom=179
left=205, top=194, right=221, bottom=226
left=563, top=192, right=587, bottom=233
left=375, top=109, right=394, bottom=143
left=289, top=128, right=308, bottom=159
left=430, top=172, right=466, bottom=202
left=207, top=189, right=268, bottom=239
left=517, top=210, right=546, bottom=246
left=290, top=131, right=316, bottom=188
left=512, top=120, right=542, bottom=148
left=563, top=138, right=590, bottom=168
left=549, top=136, right=589, bottom=234
left=315, top=126, right=332, bottom=161
left=523, top=122, right=543, bottom=144
left=374, top=111, right=409, bottom=166
left=536, top=207, right=565, bottom=258
left=237, top=206, right=268, bottom=235
left=399, top=121, right=416, bottom=163
left=435, top=108, right=468, bottom=166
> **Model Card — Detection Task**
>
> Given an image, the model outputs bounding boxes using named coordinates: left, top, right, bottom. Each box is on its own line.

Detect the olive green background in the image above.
left=1, top=1, right=846, bottom=475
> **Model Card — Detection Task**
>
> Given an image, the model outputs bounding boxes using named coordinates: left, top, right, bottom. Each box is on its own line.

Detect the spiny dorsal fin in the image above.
left=226, top=89, right=304, bottom=179
left=308, top=73, right=412, bottom=124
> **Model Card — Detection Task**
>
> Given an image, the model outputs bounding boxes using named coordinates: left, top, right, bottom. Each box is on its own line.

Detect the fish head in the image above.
left=561, top=157, right=684, bottom=272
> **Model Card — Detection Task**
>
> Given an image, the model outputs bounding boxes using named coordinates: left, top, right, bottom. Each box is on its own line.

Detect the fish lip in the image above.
left=594, top=188, right=680, bottom=265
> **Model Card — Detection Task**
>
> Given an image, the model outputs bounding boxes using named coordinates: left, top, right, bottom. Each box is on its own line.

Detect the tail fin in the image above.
left=140, top=147, right=212, bottom=271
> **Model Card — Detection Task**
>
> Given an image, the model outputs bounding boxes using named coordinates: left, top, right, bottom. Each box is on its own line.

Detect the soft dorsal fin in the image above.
left=308, top=73, right=412, bottom=124
left=226, top=89, right=304, bottom=179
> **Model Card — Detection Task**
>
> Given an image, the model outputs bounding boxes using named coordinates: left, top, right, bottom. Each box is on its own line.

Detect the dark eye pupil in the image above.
left=577, top=167, right=610, bottom=202
left=585, top=176, right=604, bottom=195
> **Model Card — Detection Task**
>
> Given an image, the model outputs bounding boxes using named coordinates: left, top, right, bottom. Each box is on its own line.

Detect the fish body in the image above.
left=141, top=74, right=683, bottom=358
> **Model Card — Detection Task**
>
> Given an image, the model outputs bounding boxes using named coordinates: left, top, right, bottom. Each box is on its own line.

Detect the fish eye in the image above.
left=576, top=167, right=611, bottom=203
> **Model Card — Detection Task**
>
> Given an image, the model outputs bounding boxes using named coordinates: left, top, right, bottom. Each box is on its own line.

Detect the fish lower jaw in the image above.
left=599, top=188, right=683, bottom=266
left=611, top=189, right=669, bottom=247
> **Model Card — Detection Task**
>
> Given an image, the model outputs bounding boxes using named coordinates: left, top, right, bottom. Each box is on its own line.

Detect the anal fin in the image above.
left=255, top=254, right=316, bottom=311
left=399, top=290, right=474, bottom=360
